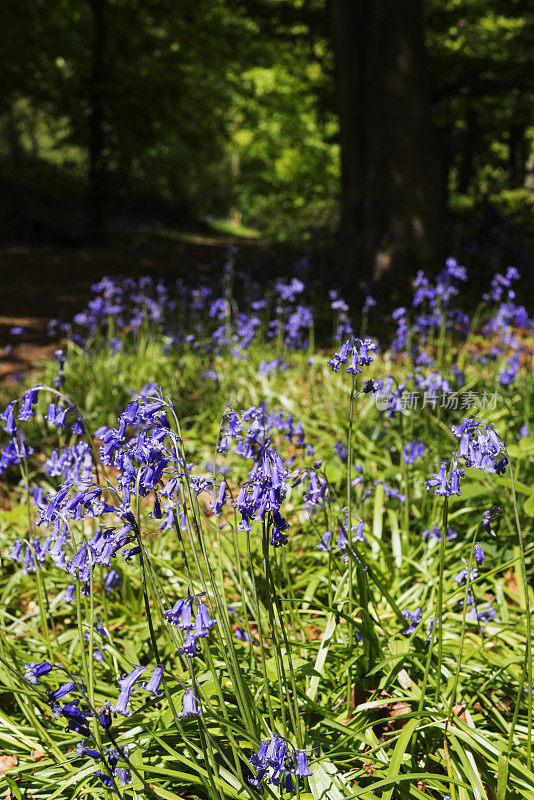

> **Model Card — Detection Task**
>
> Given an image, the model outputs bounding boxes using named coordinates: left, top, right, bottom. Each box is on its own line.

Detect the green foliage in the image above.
left=0, top=0, right=533, bottom=242
left=0, top=275, right=533, bottom=798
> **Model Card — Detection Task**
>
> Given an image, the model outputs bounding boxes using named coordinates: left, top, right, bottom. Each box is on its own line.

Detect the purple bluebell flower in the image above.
left=49, top=682, right=75, bottom=703
left=143, top=666, right=165, bottom=696
left=180, top=689, right=201, bottom=719
left=403, top=440, right=425, bottom=464
left=112, top=666, right=146, bottom=716
left=24, top=661, right=54, bottom=685
left=422, top=526, right=457, bottom=542
left=294, top=750, right=312, bottom=777
left=98, top=701, right=113, bottom=729
left=210, top=480, right=227, bottom=515
left=327, top=336, right=376, bottom=374
left=402, top=607, right=422, bottom=635
left=316, top=531, right=332, bottom=552
left=234, top=627, right=250, bottom=642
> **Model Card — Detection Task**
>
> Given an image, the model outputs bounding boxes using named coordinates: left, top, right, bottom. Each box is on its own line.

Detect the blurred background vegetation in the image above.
left=0, top=0, right=533, bottom=283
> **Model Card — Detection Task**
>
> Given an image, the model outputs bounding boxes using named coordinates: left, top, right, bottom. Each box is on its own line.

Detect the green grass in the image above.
left=0, top=288, right=533, bottom=800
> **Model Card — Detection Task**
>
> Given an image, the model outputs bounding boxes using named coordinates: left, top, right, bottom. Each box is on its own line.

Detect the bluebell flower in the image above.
left=98, top=701, right=113, bottom=729
left=24, top=661, right=54, bottom=685
left=327, top=336, right=376, bottom=374
left=454, top=567, right=478, bottom=585
left=76, top=741, right=101, bottom=760
left=402, top=607, right=422, bottom=635
left=423, top=461, right=463, bottom=497
left=403, top=440, right=425, bottom=464
left=180, top=688, right=201, bottom=719
left=179, top=631, right=202, bottom=658
left=194, top=601, right=217, bottom=638
left=164, top=596, right=196, bottom=629
left=316, top=531, right=332, bottom=552
left=112, top=666, right=146, bottom=716
left=48, top=682, right=75, bottom=703
left=104, top=570, right=120, bottom=592
left=234, top=627, right=250, bottom=642
left=210, top=480, right=227, bottom=515
left=452, top=418, right=507, bottom=475
left=143, top=666, right=165, bottom=696
left=58, top=700, right=91, bottom=737
left=422, top=526, right=457, bottom=542
left=294, top=750, right=312, bottom=777
left=474, top=544, right=484, bottom=565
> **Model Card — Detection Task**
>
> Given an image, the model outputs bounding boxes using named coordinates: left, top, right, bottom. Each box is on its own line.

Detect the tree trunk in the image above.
left=329, top=0, right=443, bottom=285
left=508, top=125, right=527, bottom=189
left=88, top=0, right=107, bottom=237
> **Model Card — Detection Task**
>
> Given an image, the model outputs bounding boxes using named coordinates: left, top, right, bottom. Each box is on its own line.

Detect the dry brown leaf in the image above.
left=504, top=568, right=519, bottom=596
left=390, top=701, right=411, bottom=718
left=0, top=754, right=17, bottom=776
left=397, top=669, right=412, bottom=690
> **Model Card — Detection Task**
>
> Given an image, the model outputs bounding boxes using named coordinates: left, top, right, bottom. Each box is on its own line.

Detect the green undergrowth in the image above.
left=0, top=280, right=533, bottom=800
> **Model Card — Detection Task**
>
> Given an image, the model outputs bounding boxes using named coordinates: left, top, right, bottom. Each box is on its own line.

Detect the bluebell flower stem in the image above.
left=261, top=520, right=290, bottom=737
left=507, top=449, right=532, bottom=769
left=346, top=372, right=356, bottom=710
left=447, top=526, right=478, bottom=719
left=246, top=529, right=276, bottom=733
left=434, top=495, right=449, bottom=702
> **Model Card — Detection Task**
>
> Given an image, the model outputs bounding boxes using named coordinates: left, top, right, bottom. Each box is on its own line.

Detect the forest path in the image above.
left=0, top=237, right=265, bottom=383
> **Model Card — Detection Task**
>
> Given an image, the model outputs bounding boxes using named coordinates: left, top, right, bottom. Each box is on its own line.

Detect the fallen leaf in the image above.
left=398, top=669, right=412, bottom=690
left=0, top=754, right=17, bottom=776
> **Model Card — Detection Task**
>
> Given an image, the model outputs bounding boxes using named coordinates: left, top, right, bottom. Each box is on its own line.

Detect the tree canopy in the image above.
left=0, top=0, right=532, bottom=256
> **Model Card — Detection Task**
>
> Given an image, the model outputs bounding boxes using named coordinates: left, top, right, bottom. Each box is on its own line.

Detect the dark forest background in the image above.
left=1, top=0, right=533, bottom=285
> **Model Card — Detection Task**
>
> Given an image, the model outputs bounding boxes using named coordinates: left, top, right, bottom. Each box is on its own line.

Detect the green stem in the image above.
left=434, top=495, right=449, bottom=702
left=507, top=448, right=532, bottom=769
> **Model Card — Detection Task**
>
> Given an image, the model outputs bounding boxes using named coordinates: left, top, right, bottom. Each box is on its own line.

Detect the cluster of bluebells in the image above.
left=218, top=403, right=317, bottom=544
left=481, top=267, right=533, bottom=388
left=22, top=662, right=133, bottom=790
left=327, top=336, right=376, bottom=375
left=423, top=461, right=464, bottom=497
left=316, top=514, right=366, bottom=562
left=451, top=418, right=508, bottom=475
left=403, top=440, right=425, bottom=464
left=249, top=736, right=311, bottom=793
left=391, top=258, right=469, bottom=354
left=163, top=592, right=217, bottom=657
left=329, top=289, right=353, bottom=342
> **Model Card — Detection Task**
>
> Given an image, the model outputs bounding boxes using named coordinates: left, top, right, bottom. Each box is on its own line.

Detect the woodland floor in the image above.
left=0, top=236, right=265, bottom=382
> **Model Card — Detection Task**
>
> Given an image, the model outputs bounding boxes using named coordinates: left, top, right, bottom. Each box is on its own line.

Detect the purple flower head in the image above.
left=402, top=607, right=422, bottom=635
left=316, top=531, right=332, bottom=552
left=112, top=665, right=146, bottom=716
left=24, top=661, right=54, bottom=685
left=452, top=418, right=507, bottom=475
left=143, top=666, right=165, bottom=697
left=98, top=701, right=113, bottom=729
left=180, top=688, right=201, bottom=719
left=474, top=543, right=485, bottom=565
left=49, top=682, right=75, bottom=703
left=210, top=480, right=227, bottom=515
left=403, top=440, right=425, bottom=464
left=327, top=336, right=376, bottom=374
left=294, top=750, right=312, bottom=777
left=423, top=461, right=463, bottom=497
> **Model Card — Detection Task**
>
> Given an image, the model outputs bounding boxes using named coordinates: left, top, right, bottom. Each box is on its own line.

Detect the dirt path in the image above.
left=0, top=238, right=266, bottom=382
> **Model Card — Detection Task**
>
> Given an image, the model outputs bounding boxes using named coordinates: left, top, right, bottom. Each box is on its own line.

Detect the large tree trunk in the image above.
left=508, top=124, right=527, bottom=189
left=329, top=0, right=443, bottom=285
left=88, top=0, right=107, bottom=237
